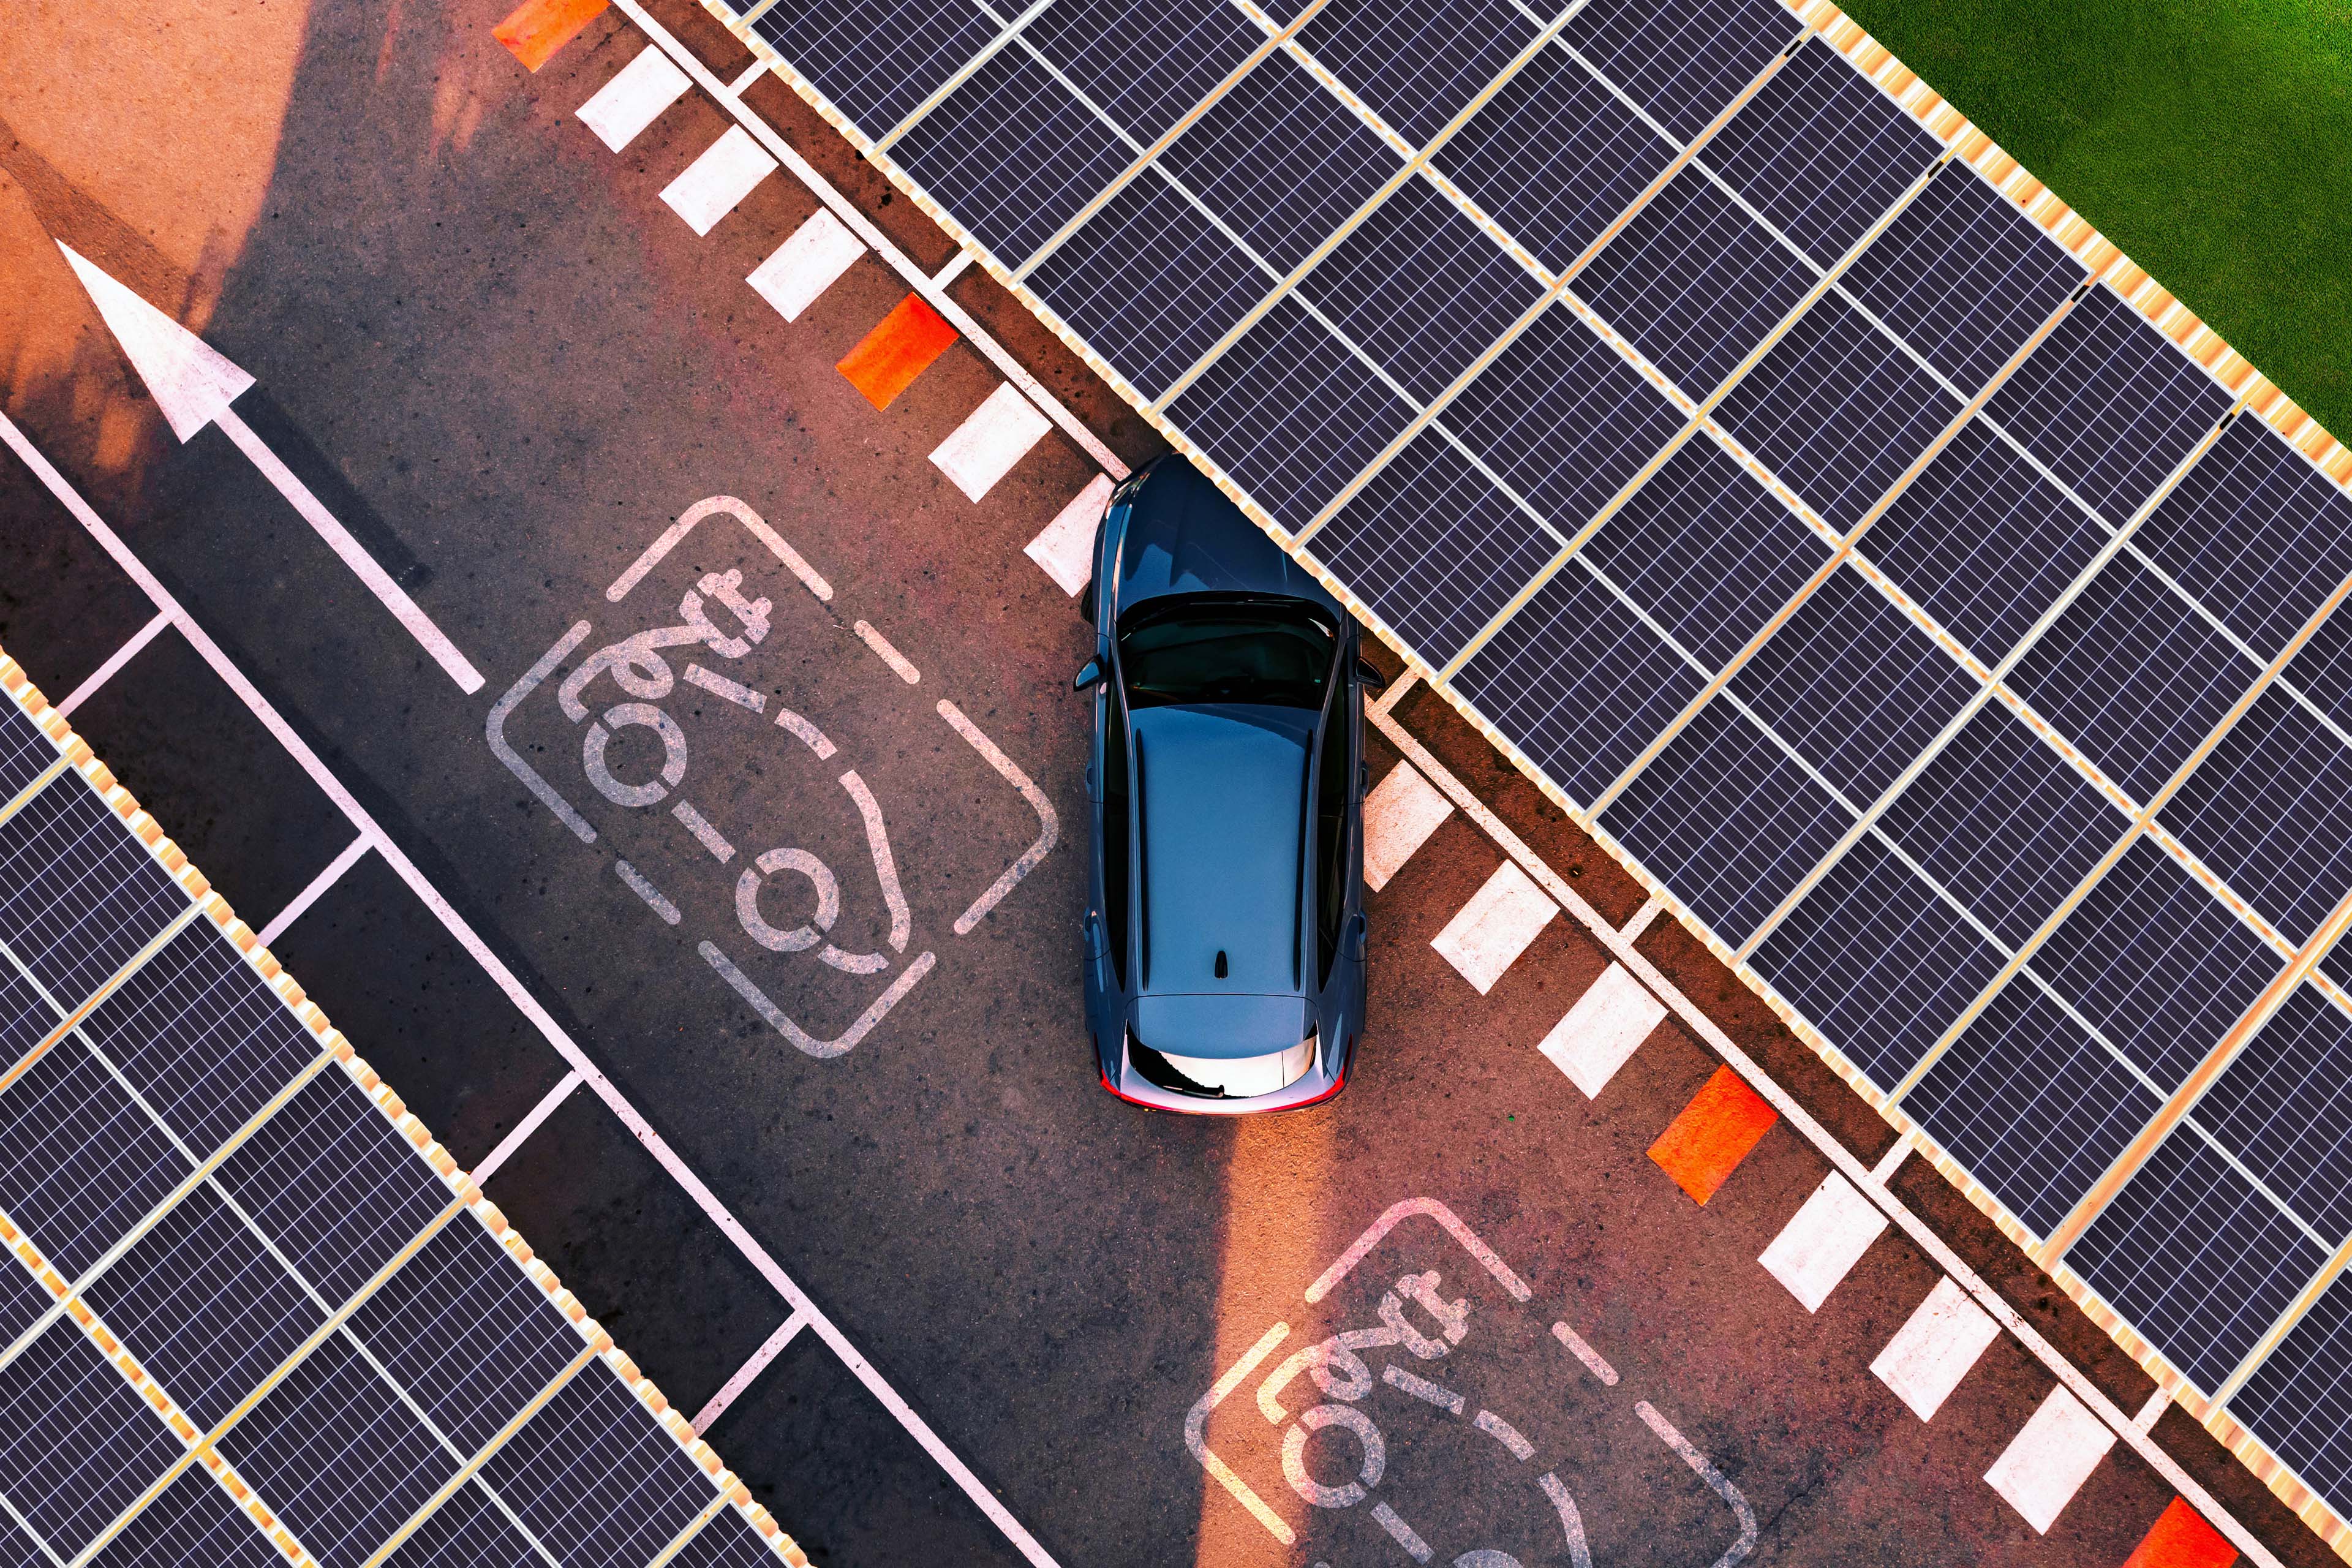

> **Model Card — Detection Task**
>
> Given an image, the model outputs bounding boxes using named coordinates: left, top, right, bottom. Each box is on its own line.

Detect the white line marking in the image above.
left=1304, top=1197, right=1532, bottom=1305
left=725, top=57, right=767, bottom=94
left=683, top=662, right=764, bottom=711
left=608, top=495, right=831, bottom=604
left=1759, top=1172, right=1889, bottom=1313
left=1985, top=1385, right=2116, bottom=1534
left=853, top=620, right=919, bottom=684
left=1538, top=961, right=1667, bottom=1099
left=1551, top=1321, right=1618, bottom=1386
left=1872, top=1276, right=2000, bottom=1423
left=774, top=707, right=837, bottom=759
left=660, top=124, right=776, bottom=236
left=1381, top=1363, right=1463, bottom=1414
left=931, top=383, right=1052, bottom=503
left=837, top=771, right=911, bottom=952
left=1869, top=1131, right=1914, bottom=1185
left=1185, top=1322, right=1295, bottom=1546
left=1362, top=761, right=1452, bottom=892
left=1023, top=473, right=1110, bottom=597
left=938, top=699, right=1058, bottom=935
left=692, top=1308, right=807, bottom=1433
left=1619, top=892, right=1666, bottom=941
left=56, top=610, right=169, bottom=716
left=470, top=1068, right=583, bottom=1185
left=1373, top=669, right=1417, bottom=714
left=932, top=251, right=975, bottom=288
left=576, top=44, right=691, bottom=151
left=1637, top=1400, right=1758, bottom=1566
left=1474, top=1408, right=1535, bottom=1461
left=1538, top=1472, right=1596, bottom=1568
left=1430, top=861, right=1556, bottom=995
left=700, top=942, right=936, bottom=1058
left=255, top=834, right=371, bottom=948
left=669, top=799, right=736, bottom=862
left=616, top=858, right=681, bottom=923
left=2134, top=1384, right=2171, bottom=1433
left=747, top=208, right=865, bottom=324
left=1370, top=1501, right=1433, bottom=1563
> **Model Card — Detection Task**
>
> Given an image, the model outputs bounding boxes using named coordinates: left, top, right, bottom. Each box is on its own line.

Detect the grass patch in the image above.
left=1835, top=0, right=2352, bottom=441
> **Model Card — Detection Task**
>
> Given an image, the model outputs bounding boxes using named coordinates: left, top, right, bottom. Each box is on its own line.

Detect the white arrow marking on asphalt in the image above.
left=58, top=241, right=486, bottom=695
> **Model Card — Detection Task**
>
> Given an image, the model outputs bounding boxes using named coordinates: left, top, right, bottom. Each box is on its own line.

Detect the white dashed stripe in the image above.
left=1873, top=1276, right=2000, bottom=1423
left=660, top=124, right=775, bottom=236
left=1985, top=1385, right=2116, bottom=1533
left=1759, top=1171, right=1888, bottom=1313
left=932, top=383, right=1052, bottom=502
left=1538, top=962, right=1665, bottom=1099
left=1363, top=761, right=1453, bottom=892
left=576, top=44, right=690, bottom=152
left=747, top=207, right=865, bottom=323
left=1025, top=474, right=1111, bottom=597
left=1431, top=861, right=1556, bottom=995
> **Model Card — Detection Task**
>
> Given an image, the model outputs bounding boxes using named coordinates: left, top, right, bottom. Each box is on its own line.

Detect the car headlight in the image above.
left=1145, top=1031, right=1317, bottom=1098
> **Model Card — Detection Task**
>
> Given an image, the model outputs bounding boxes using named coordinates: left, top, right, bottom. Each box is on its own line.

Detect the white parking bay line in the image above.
left=1025, top=474, right=1110, bottom=597
left=1872, top=1275, right=2000, bottom=1422
left=747, top=208, right=865, bottom=323
left=1758, top=1171, right=1888, bottom=1313
left=1537, top=961, right=1665, bottom=1098
left=1432, top=862, right=1556, bottom=995
left=1985, top=1385, right=2116, bottom=1534
left=932, top=383, right=1052, bottom=502
left=660, top=124, right=776, bottom=236
left=1364, top=761, right=1453, bottom=892
left=577, top=43, right=691, bottom=152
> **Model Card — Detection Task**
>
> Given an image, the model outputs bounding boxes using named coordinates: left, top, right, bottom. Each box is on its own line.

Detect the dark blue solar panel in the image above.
left=2234, top=1270, right=2352, bottom=1507
left=0, top=1035, right=190, bottom=1282
left=88, top=1464, right=282, bottom=1568
left=752, top=0, right=998, bottom=138
left=1297, top=0, right=1539, bottom=148
left=0, top=776, right=187, bottom=1018
left=0, top=704, right=55, bottom=811
left=2201, top=985, right=2352, bottom=1241
left=482, top=1365, right=712, bottom=1568
left=1562, top=0, right=1803, bottom=145
left=670, top=1508, right=790, bottom=1568
left=1025, top=0, right=1262, bottom=146
left=0, top=1319, right=184, bottom=1558
left=381, top=1481, right=541, bottom=1568
left=2163, top=685, right=2352, bottom=946
left=2286, top=598, right=2352, bottom=736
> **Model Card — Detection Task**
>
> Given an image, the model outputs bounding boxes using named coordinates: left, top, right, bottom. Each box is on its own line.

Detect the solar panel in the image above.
left=1597, top=696, right=1856, bottom=944
left=1570, top=166, right=1816, bottom=399
left=1023, top=0, right=1263, bottom=146
left=1561, top=0, right=1801, bottom=146
left=78, top=1183, right=324, bottom=1430
left=1837, top=160, right=2086, bottom=395
left=1449, top=556, right=1709, bottom=807
left=1577, top=434, right=1832, bottom=671
left=1905, top=976, right=2161, bottom=1238
left=1306, top=428, right=1559, bottom=665
left=1433, top=42, right=1676, bottom=274
left=2199, top=984, right=2352, bottom=1241
left=1727, top=565, right=1979, bottom=805
left=2136, top=416, right=2352, bottom=663
left=0, top=1249, right=53, bottom=1355
left=1878, top=703, right=2128, bottom=949
left=1164, top=296, right=1417, bottom=533
left=88, top=1464, right=283, bottom=1568
left=481, top=1363, right=713, bottom=1568
left=0, top=1519, right=36, bottom=1568
left=0, top=776, right=187, bottom=1018
left=0, top=971, right=58, bottom=1095
left=2233, top=1271, right=2352, bottom=1502
left=1711, top=290, right=1962, bottom=534
left=2068, top=1127, right=2326, bottom=1396
left=214, top=1074, right=453, bottom=1308
left=216, top=1333, right=459, bottom=1568
left=671, top=1507, right=793, bottom=1568
left=0, top=1034, right=190, bottom=1281
left=382, top=1480, right=543, bottom=1568
left=1296, top=0, right=1539, bottom=149
left=2162, top=685, right=2352, bottom=946
left=1982, top=285, right=2233, bottom=526
left=1442, top=301, right=1686, bottom=534
left=1157, top=51, right=1404, bottom=276
left=1697, top=37, right=1942, bottom=270
left=889, top=47, right=1136, bottom=270
left=750, top=0, right=998, bottom=137
left=0, top=1318, right=185, bottom=1559
left=77, top=922, right=321, bottom=1163
left=349, top=1217, right=582, bottom=1457
left=2007, top=549, right=2263, bottom=806
left=2287, top=592, right=2352, bottom=735
left=0, top=706, right=53, bottom=810
left=1749, top=831, right=2007, bottom=1092
left=1295, top=174, right=1546, bottom=403
left=1857, top=417, right=2111, bottom=665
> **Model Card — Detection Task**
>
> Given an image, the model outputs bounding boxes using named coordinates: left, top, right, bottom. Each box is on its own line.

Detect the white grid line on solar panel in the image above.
left=0, top=1502, right=43, bottom=1568
left=1569, top=165, right=1817, bottom=401
left=1902, top=975, right=2161, bottom=1237
left=214, top=1072, right=454, bottom=1310
left=2196, top=984, right=2352, bottom=1243
left=2162, top=685, right=2352, bottom=948
left=1559, top=0, right=1801, bottom=145
left=0, top=708, right=54, bottom=813
left=0, top=1034, right=191, bottom=1283
left=0, top=966, right=61, bottom=1093
left=87, top=1464, right=281, bottom=1568
left=668, top=1506, right=788, bottom=1568
left=1021, top=0, right=1268, bottom=146
left=0, top=1319, right=186, bottom=1560
left=1981, top=284, right=2235, bottom=527
left=1836, top=160, right=2087, bottom=397
left=2233, top=1268, right=2352, bottom=1512
left=2030, top=835, right=2284, bottom=1093
left=381, top=1479, right=544, bottom=1568
left=1294, top=0, right=1541, bottom=149
left=0, top=1246, right=55, bottom=1365
left=480, top=1362, right=712, bottom=1568
left=0, top=777, right=187, bottom=1017
left=2288, top=587, right=2352, bottom=738
left=215, top=1331, right=459, bottom=1568
left=750, top=0, right=1003, bottom=138
left=2067, top=1124, right=2327, bottom=1396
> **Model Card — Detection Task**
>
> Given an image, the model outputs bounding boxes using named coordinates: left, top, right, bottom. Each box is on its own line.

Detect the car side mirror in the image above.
left=1073, top=657, right=1105, bottom=692
left=1355, top=658, right=1388, bottom=692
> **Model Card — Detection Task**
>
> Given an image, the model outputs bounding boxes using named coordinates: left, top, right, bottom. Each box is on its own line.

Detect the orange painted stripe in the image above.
left=494, top=0, right=609, bottom=72
left=1648, top=1065, right=1777, bottom=1205
left=2120, top=1498, right=2236, bottom=1568
left=837, top=295, right=959, bottom=410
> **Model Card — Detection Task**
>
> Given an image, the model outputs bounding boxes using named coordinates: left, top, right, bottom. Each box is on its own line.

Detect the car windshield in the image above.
left=1118, top=598, right=1336, bottom=710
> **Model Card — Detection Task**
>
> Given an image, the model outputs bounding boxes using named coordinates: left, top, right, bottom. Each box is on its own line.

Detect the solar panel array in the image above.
left=706, top=0, right=2352, bottom=1532
left=0, top=654, right=805, bottom=1568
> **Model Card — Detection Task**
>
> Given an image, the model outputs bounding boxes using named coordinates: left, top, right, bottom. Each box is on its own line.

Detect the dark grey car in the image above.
left=1075, top=458, right=1378, bottom=1112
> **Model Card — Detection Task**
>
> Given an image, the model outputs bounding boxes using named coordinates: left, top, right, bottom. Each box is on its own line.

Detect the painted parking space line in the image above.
left=56, top=609, right=169, bottom=717
left=1986, top=1385, right=2117, bottom=1534
left=692, top=1308, right=809, bottom=1434
left=747, top=208, right=865, bottom=323
left=1363, top=761, right=1452, bottom=893
left=1537, top=961, right=1666, bottom=1099
left=1758, top=1171, right=1888, bottom=1313
left=255, top=833, right=371, bottom=948
left=2124, top=1498, right=2238, bottom=1568
left=576, top=43, right=690, bottom=152
left=931, top=383, right=1050, bottom=502
left=1430, top=861, right=1556, bottom=995
left=660, top=125, right=777, bottom=236
left=838, top=294, right=959, bottom=411
left=1871, top=1275, right=2001, bottom=1423
left=1025, top=475, right=1110, bottom=597
left=1648, top=1065, right=1777, bottom=1206
left=494, top=0, right=608, bottom=71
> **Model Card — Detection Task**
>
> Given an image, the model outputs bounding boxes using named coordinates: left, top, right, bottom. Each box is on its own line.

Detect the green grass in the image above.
left=1834, top=0, right=2352, bottom=441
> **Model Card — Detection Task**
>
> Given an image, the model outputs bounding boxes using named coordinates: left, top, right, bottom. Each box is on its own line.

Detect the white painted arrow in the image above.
left=59, top=242, right=486, bottom=695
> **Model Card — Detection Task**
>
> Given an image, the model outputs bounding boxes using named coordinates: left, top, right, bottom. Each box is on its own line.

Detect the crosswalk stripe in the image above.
left=1431, top=862, right=1556, bottom=995
left=1871, top=1275, right=2000, bottom=1422
left=660, top=124, right=776, bottom=236
left=576, top=44, right=690, bottom=152
left=1025, top=476, right=1111, bottom=597
left=1758, top=1171, right=1888, bottom=1313
left=748, top=208, right=867, bottom=323
left=1537, top=962, right=1665, bottom=1098
left=932, top=383, right=1050, bottom=502
left=1363, top=762, right=1452, bottom=892
left=1985, top=1385, right=2116, bottom=1534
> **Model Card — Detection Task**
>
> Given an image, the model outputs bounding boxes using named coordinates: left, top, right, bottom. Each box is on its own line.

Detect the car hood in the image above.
left=1131, top=703, right=1313, bottom=1001
left=1115, top=461, right=1343, bottom=616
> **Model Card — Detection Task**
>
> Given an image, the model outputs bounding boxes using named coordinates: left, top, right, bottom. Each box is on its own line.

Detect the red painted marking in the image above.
left=2121, top=1498, right=2236, bottom=1568
left=494, top=0, right=610, bottom=72
left=1648, top=1065, right=1777, bottom=1205
left=837, top=295, right=959, bottom=410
